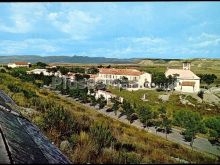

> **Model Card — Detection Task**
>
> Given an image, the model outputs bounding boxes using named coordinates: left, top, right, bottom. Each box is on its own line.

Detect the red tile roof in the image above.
left=99, top=68, right=144, bottom=76
left=14, top=62, right=29, bottom=65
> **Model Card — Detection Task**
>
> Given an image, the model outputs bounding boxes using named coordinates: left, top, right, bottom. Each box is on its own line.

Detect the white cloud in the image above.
left=48, top=10, right=100, bottom=40
left=0, top=3, right=47, bottom=33
left=188, top=33, right=220, bottom=48
left=0, top=38, right=60, bottom=54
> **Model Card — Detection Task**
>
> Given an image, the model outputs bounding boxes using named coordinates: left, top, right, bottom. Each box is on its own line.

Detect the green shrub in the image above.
left=90, top=122, right=116, bottom=152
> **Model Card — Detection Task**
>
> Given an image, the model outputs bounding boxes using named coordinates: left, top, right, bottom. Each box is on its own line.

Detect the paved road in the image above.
left=55, top=92, right=220, bottom=157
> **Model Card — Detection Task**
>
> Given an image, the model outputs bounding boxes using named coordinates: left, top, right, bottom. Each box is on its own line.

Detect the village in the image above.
left=5, top=60, right=220, bottom=107
left=1, top=2, right=220, bottom=164
left=1, top=59, right=219, bottom=163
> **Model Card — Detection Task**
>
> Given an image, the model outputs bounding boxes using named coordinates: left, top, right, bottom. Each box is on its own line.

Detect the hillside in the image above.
left=0, top=72, right=218, bottom=163
left=0, top=55, right=133, bottom=64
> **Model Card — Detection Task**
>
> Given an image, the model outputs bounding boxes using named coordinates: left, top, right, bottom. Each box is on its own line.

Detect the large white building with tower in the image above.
left=165, top=62, right=200, bottom=93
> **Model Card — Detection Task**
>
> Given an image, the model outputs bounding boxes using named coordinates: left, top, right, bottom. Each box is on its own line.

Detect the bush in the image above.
left=114, top=141, right=135, bottom=152
left=126, top=152, right=142, bottom=164
left=8, top=84, right=22, bottom=93
left=204, top=117, right=220, bottom=142
left=43, top=106, right=76, bottom=139
left=90, top=122, right=116, bottom=152
left=0, top=68, right=6, bottom=73
left=22, top=89, right=37, bottom=99
left=71, top=131, right=97, bottom=164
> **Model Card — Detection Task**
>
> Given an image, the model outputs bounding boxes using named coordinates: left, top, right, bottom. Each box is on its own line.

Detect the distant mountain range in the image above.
left=0, top=55, right=135, bottom=64
left=0, top=55, right=217, bottom=65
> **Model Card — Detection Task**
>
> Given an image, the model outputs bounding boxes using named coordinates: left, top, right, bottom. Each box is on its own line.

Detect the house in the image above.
left=27, top=69, right=53, bottom=76
left=94, top=90, right=123, bottom=103
left=8, top=62, right=31, bottom=68
left=27, top=69, right=62, bottom=77
left=95, top=68, right=152, bottom=90
left=165, top=62, right=200, bottom=93
left=66, top=72, right=76, bottom=82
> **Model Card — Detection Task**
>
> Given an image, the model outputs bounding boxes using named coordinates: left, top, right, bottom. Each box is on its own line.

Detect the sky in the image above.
left=0, top=2, right=220, bottom=59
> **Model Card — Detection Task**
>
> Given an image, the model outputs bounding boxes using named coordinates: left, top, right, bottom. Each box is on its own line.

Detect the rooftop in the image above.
left=12, top=62, right=29, bottom=65
left=99, top=68, right=144, bottom=76
left=165, top=69, right=200, bottom=79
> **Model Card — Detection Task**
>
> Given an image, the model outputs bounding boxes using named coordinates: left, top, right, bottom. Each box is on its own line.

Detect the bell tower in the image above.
left=183, top=61, right=191, bottom=70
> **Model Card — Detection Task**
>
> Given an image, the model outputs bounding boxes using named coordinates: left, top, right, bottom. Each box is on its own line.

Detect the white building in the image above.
left=27, top=69, right=62, bottom=77
left=8, top=62, right=31, bottom=68
left=95, top=90, right=123, bottom=103
left=95, top=68, right=152, bottom=90
left=165, top=62, right=200, bottom=93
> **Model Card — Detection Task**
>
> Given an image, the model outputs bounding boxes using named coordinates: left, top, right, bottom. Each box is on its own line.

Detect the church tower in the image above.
left=182, top=61, right=191, bottom=70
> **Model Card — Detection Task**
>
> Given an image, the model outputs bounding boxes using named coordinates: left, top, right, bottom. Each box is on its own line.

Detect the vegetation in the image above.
left=121, top=100, right=135, bottom=123
left=173, top=110, right=205, bottom=147
left=137, top=106, right=153, bottom=128
left=198, top=74, right=218, bottom=88
left=204, top=117, right=220, bottom=143
left=87, top=66, right=99, bottom=74
left=97, top=95, right=107, bottom=109
left=0, top=69, right=219, bottom=163
left=36, top=61, right=48, bottom=68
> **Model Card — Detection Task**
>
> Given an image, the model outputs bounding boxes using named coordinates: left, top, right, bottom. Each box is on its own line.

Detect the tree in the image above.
left=69, top=88, right=80, bottom=98
left=58, top=66, right=69, bottom=75
left=80, top=92, right=89, bottom=103
left=97, top=94, right=107, bottom=109
left=70, top=67, right=85, bottom=73
left=36, top=62, right=48, bottom=68
left=90, top=95, right=97, bottom=106
left=75, top=74, right=84, bottom=81
left=120, top=76, right=129, bottom=88
left=106, top=65, right=111, bottom=68
left=204, top=117, right=220, bottom=143
left=156, top=107, right=172, bottom=139
left=110, top=97, right=120, bottom=116
left=167, top=75, right=177, bottom=92
left=173, top=110, right=204, bottom=148
left=199, top=74, right=217, bottom=88
left=87, top=67, right=99, bottom=74
left=95, top=81, right=106, bottom=91
left=197, top=90, right=204, bottom=102
left=121, top=100, right=135, bottom=123
left=137, top=106, right=153, bottom=129
left=152, top=72, right=168, bottom=90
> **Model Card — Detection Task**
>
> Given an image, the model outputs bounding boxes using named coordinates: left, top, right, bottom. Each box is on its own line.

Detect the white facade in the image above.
left=8, top=62, right=30, bottom=68
left=27, top=69, right=61, bottom=76
left=95, top=68, right=152, bottom=90
left=165, top=62, right=200, bottom=93
left=95, top=90, right=123, bottom=103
